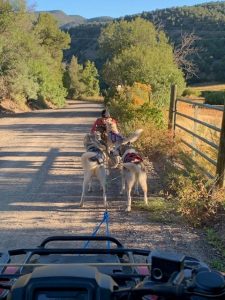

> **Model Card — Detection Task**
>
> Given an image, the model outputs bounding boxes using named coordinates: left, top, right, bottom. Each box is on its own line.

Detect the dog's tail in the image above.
left=81, top=152, right=96, bottom=170
left=122, top=129, right=143, bottom=145
left=123, top=162, right=142, bottom=173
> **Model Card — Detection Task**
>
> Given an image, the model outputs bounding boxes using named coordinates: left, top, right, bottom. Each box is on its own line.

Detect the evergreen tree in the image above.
left=66, top=56, right=85, bottom=99
left=81, top=60, right=100, bottom=96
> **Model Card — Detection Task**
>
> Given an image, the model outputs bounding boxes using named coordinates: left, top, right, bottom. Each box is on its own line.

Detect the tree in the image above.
left=81, top=60, right=100, bottom=96
left=0, top=1, right=69, bottom=107
left=64, top=56, right=85, bottom=99
left=34, top=13, right=70, bottom=61
left=174, top=32, right=201, bottom=79
left=99, top=18, right=185, bottom=105
left=99, top=17, right=168, bottom=59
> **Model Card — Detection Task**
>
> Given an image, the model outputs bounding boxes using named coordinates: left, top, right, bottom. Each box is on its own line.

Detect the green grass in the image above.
left=133, top=197, right=182, bottom=224
left=206, top=228, right=225, bottom=272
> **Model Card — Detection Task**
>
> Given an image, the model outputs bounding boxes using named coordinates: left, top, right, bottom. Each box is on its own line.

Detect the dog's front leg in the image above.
left=96, top=167, right=107, bottom=208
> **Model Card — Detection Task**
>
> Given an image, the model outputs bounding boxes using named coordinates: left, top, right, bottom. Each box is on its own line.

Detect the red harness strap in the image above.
left=123, top=152, right=143, bottom=164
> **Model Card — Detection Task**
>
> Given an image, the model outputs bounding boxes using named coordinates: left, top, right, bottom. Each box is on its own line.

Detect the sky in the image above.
left=28, top=0, right=224, bottom=18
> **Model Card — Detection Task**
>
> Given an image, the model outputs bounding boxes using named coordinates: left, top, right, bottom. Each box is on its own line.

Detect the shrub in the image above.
left=165, top=170, right=225, bottom=227
left=182, top=88, right=201, bottom=97
left=107, top=84, right=179, bottom=159
left=108, top=84, right=164, bottom=127
left=202, top=91, right=225, bottom=105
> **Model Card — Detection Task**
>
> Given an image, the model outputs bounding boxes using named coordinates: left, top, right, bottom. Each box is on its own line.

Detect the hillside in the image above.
left=62, top=1, right=225, bottom=84
left=137, top=1, right=225, bottom=83
left=35, top=10, right=113, bottom=28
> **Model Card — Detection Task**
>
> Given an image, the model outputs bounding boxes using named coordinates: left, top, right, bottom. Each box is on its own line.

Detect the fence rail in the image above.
left=168, top=85, right=225, bottom=187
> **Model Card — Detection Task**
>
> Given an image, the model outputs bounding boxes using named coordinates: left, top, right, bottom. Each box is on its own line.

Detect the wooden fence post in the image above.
left=168, top=84, right=177, bottom=131
left=216, top=100, right=225, bottom=188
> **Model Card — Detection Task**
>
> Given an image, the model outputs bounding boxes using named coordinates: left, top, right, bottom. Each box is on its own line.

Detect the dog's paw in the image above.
left=79, top=202, right=84, bottom=208
left=125, top=207, right=131, bottom=212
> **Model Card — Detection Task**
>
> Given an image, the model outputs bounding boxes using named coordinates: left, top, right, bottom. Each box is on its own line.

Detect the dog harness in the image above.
left=123, top=152, right=143, bottom=164
left=87, top=146, right=105, bottom=165
left=109, top=131, right=123, bottom=143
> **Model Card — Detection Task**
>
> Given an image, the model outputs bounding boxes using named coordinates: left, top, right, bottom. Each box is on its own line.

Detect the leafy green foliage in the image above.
left=81, top=60, right=100, bottom=96
left=182, top=88, right=201, bottom=97
left=63, top=57, right=100, bottom=99
left=206, top=228, right=225, bottom=272
left=99, top=17, right=166, bottom=59
left=99, top=18, right=185, bottom=105
left=0, top=1, right=70, bottom=107
left=34, top=13, right=70, bottom=61
left=63, top=56, right=85, bottom=99
left=202, top=91, right=225, bottom=105
left=136, top=2, right=225, bottom=83
left=65, top=2, right=225, bottom=85
left=108, top=89, right=165, bottom=140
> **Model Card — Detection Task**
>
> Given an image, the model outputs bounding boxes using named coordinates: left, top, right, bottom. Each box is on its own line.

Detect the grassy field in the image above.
left=190, top=83, right=225, bottom=92
left=175, top=84, right=224, bottom=176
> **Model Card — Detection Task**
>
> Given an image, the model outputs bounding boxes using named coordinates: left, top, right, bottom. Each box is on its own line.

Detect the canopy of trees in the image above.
left=0, top=0, right=70, bottom=107
left=99, top=18, right=185, bottom=105
left=64, top=2, right=225, bottom=84
left=63, top=56, right=100, bottom=99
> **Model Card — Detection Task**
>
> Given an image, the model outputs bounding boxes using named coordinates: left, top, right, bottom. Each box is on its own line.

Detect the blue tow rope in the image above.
left=83, top=210, right=110, bottom=249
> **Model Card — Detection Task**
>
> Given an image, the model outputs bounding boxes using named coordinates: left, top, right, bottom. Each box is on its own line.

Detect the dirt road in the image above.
left=0, top=100, right=213, bottom=263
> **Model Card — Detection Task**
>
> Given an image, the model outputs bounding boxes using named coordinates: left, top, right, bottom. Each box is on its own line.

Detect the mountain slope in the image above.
left=63, top=1, right=225, bottom=83
left=35, top=10, right=113, bottom=28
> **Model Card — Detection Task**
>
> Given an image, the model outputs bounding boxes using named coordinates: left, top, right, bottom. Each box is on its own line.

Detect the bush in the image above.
left=165, top=170, right=225, bottom=227
left=107, top=84, right=164, bottom=126
left=131, top=121, right=179, bottom=159
left=182, top=88, right=201, bottom=97
left=106, top=84, right=180, bottom=160
left=202, top=91, right=225, bottom=105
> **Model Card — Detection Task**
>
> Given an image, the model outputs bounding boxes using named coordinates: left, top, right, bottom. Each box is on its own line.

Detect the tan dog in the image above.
left=80, top=133, right=107, bottom=208
left=113, top=129, right=148, bottom=212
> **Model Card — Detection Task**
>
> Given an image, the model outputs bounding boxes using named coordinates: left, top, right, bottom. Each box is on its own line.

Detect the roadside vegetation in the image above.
left=0, top=0, right=70, bottom=109
left=0, top=0, right=101, bottom=112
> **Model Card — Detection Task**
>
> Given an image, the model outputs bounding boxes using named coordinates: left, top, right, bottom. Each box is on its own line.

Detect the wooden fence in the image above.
left=168, top=84, right=225, bottom=188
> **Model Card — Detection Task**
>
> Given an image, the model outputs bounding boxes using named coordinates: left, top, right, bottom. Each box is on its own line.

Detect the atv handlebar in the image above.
left=0, top=235, right=224, bottom=300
